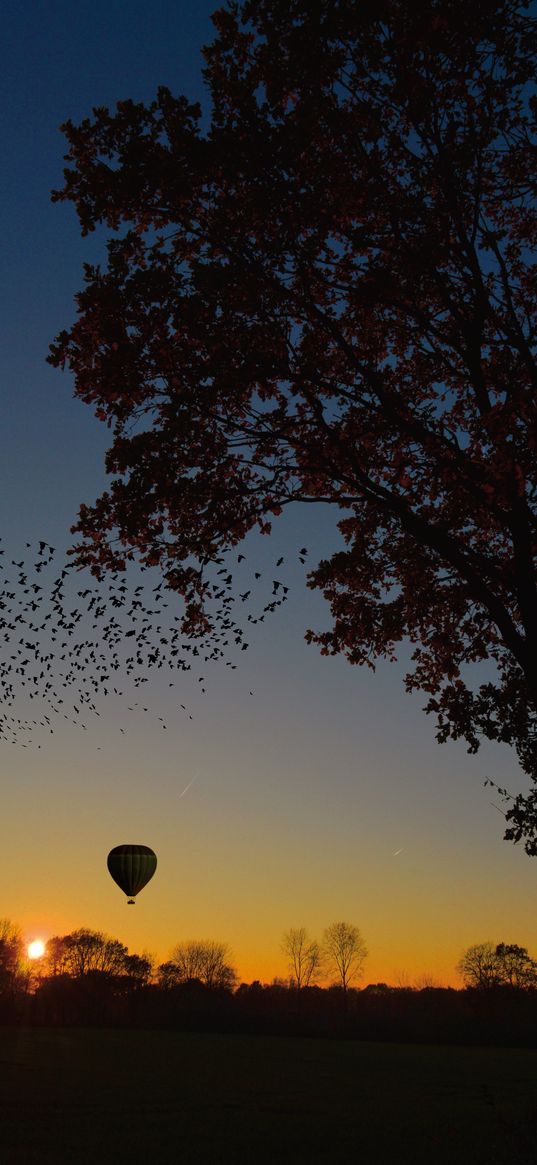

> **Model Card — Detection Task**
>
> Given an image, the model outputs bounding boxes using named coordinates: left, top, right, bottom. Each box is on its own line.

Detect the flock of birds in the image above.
left=0, top=537, right=308, bottom=749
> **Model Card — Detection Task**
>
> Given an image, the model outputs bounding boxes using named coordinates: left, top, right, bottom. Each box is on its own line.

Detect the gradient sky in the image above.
left=1, top=0, right=535, bottom=988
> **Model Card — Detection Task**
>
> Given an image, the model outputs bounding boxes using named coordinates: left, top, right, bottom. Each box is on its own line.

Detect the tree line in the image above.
left=2, top=918, right=537, bottom=1045
left=3, top=918, right=537, bottom=993
left=0, top=919, right=368, bottom=995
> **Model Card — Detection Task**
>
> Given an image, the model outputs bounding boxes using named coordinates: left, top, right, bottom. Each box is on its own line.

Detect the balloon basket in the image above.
left=127, top=899, right=135, bottom=905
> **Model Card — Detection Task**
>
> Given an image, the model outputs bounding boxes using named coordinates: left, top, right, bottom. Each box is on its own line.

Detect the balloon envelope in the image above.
left=107, top=844, right=157, bottom=903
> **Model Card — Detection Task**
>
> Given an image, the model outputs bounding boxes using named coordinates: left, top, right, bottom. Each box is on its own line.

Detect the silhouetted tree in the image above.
left=45, top=929, right=128, bottom=978
left=414, top=972, right=443, bottom=990
left=457, top=942, right=502, bottom=989
left=160, top=941, right=237, bottom=990
left=157, top=961, right=181, bottom=990
left=495, top=943, right=537, bottom=988
left=457, top=940, right=537, bottom=988
left=281, top=927, right=322, bottom=989
left=0, top=919, right=25, bottom=995
left=122, top=952, right=154, bottom=987
left=322, top=922, right=368, bottom=995
left=45, top=935, right=70, bottom=977
left=50, top=0, right=537, bottom=848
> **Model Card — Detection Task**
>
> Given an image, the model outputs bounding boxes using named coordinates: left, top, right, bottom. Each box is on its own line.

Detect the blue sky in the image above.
left=0, top=0, right=534, bottom=984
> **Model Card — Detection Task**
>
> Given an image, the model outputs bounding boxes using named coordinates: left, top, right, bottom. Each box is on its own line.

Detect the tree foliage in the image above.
left=456, top=940, right=537, bottom=988
left=44, top=928, right=150, bottom=980
left=0, top=919, right=24, bottom=994
left=50, top=0, right=537, bottom=844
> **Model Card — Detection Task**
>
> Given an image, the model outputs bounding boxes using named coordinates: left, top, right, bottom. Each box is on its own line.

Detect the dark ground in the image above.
left=1, top=1028, right=537, bottom=1163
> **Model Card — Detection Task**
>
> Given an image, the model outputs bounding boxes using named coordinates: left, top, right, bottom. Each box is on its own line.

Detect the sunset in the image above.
left=2, top=1, right=537, bottom=1161
left=27, top=941, right=45, bottom=961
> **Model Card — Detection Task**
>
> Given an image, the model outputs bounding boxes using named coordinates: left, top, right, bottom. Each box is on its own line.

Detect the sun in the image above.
left=27, top=939, right=45, bottom=960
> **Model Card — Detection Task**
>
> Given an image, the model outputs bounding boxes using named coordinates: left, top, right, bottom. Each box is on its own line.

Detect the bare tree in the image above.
left=164, top=940, right=237, bottom=990
left=456, top=942, right=502, bottom=989
left=281, top=928, right=322, bottom=990
left=322, top=922, right=368, bottom=995
left=392, top=969, right=412, bottom=990
left=414, top=972, right=443, bottom=990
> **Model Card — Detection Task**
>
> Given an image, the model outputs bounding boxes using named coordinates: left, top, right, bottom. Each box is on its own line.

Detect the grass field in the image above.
left=1, top=1028, right=536, bottom=1163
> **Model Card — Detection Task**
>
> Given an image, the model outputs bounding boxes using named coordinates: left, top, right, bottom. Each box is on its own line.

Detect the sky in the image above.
left=1, top=0, right=535, bottom=988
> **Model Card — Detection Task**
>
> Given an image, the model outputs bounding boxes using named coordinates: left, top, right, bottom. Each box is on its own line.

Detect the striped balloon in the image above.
left=107, top=844, right=157, bottom=904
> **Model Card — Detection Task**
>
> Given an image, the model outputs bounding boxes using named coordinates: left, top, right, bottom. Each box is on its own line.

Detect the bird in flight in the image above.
left=0, top=536, right=305, bottom=748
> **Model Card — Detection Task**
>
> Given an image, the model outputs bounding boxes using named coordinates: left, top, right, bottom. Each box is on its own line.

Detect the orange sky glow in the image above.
left=2, top=0, right=536, bottom=998
left=7, top=614, right=535, bottom=993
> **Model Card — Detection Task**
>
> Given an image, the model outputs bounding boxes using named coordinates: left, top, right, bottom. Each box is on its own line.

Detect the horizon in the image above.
left=2, top=0, right=536, bottom=1000
left=12, top=911, right=537, bottom=990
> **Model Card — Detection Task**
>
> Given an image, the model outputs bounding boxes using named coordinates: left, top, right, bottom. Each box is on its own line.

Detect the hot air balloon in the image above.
left=107, top=844, right=157, bottom=904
